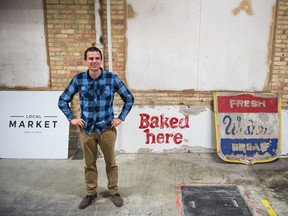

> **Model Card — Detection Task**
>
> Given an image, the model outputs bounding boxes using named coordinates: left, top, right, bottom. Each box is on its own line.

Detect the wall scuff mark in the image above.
left=127, top=4, right=137, bottom=19
left=179, top=106, right=209, bottom=116
left=232, top=0, right=254, bottom=16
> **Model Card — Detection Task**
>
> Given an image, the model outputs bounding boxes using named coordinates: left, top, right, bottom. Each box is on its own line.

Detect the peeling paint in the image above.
left=214, top=92, right=281, bottom=164
left=137, top=145, right=215, bottom=154
left=179, top=105, right=209, bottom=116
left=232, top=0, right=254, bottom=16
left=163, top=145, right=215, bottom=153
left=265, top=3, right=277, bottom=91
left=137, top=148, right=153, bottom=153
left=127, top=3, right=137, bottom=19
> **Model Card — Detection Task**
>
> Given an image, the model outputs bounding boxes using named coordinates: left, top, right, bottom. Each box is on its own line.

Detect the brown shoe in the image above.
left=111, top=193, right=123, bottom=207
left=78, top=194, right=97, bottom=210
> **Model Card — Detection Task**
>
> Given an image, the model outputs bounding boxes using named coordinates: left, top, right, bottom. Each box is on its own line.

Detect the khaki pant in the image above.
left=80, top=128, right=118, bottom=195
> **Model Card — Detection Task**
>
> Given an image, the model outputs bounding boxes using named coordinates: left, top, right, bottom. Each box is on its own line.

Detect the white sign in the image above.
left=0, top=91, right=69, bottom=159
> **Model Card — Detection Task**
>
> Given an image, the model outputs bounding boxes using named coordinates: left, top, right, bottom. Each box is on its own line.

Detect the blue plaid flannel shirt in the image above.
left=58, top=69, right=134, bottom=134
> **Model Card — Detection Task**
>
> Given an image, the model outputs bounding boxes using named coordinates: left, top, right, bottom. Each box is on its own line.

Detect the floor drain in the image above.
left=181, top=185, right=252, bottom=216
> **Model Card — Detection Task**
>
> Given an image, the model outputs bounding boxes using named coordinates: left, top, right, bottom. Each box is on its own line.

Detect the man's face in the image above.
left=85, top=51, right=102, bottom=72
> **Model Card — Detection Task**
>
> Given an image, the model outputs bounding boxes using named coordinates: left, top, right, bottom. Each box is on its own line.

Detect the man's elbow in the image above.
left=58, top=97, right=65, bottom=110
left=130, top=95, right=134, bottom=103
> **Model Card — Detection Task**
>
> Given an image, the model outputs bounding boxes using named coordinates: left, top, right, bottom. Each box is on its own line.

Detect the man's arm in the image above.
left=114, top=75, right=134, bottom=121
left=58, top=77, right=78, bottom=122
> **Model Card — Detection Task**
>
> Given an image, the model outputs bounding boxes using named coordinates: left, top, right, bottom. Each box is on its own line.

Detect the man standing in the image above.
left=58, top=47, right=134, bottom=209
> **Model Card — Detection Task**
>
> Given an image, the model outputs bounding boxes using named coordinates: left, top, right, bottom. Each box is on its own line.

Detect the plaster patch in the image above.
left=179, top=105, right=208, bottom=116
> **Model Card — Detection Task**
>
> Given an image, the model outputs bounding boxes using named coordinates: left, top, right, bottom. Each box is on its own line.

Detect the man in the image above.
left=58, top=47, right=134, bottom=210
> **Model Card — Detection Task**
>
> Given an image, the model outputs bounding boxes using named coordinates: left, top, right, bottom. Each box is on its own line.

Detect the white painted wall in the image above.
left=0, top=0, right=49, bottom=87
left=126, top=0, right=276, bottom=91
left=116, top=106, right=288, bottom=155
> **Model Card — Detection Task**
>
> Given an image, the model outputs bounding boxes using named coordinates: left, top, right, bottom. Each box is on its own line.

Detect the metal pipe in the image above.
left=106, top=0, right=113, bottom=72
left=95, top=0, right=104, bottom=67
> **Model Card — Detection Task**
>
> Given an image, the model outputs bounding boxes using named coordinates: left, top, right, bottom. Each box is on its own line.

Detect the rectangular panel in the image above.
left=0, top=91, right=69, bottom=159
left=126, top=0, right=276, bottom=91
left=181, top=185, right=252, bottom=216
left=0, top=0, right=49, bottom=87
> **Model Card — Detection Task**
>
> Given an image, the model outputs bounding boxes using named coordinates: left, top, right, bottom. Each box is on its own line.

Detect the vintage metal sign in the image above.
left=213, top=92, right=282, bottom=164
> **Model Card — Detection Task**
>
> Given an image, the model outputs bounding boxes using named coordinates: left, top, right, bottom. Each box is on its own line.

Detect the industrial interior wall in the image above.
left=99, top=0, right=288, bottom=107
left=126, top=0, right=275, bottom=91
left=0, top=0, right=49, bottom=88
left=45, top=0, right=97, bottom=149
left=46, top=0, right=288, bottom=152
left=0, top=0, right=286, bottom=151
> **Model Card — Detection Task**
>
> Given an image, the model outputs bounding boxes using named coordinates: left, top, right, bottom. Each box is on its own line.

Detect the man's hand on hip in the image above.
left=70, top=118, right=85, bottom=128
left=111, top=118, right=122, bottom=128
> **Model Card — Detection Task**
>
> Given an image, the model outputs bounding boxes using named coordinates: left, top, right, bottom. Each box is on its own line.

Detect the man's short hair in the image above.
left=84, top=47, right=102, bottom=60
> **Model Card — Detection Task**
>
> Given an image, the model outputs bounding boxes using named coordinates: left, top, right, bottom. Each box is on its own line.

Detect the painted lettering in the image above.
left=150, top=116, right=159, bottom=128
left=139, top=113, right=189, bottom=129
left=229, top=100, right=266, bottom=109
left=179, top=116, right=189, bottom=128
left=223, top=115, right=273, bottom=136
left=174, top=133, right=183, bottom=144
left=139, top=113, right=150, bottom=129
left=143, top=129, right=183, bottom=144
left=231, top=141, right=271, bottom=153
left=170, top=117, right=178, bottom=128
left=160, top=114, right=170, bottom=128
left=140, top=113, right=189, bottom=145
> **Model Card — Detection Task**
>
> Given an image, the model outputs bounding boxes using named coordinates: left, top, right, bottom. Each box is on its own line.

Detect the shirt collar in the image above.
left=86, top=68, right=104, bottom=80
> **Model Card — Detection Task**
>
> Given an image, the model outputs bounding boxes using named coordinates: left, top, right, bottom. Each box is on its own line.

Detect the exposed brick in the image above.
left=271, top=0, right=288, bottom=108
left=43, top=0, right=288, bottom=149
left=46, top=0, right=59, bottom=4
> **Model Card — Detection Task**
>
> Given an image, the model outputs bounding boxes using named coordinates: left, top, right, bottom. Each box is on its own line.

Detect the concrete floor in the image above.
left=0, top=153, right=287, bottom=216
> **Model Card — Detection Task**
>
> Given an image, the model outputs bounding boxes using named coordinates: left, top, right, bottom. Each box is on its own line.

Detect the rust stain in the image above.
left=264, top=2, right=278, bottom=91
left=124, top=2, right=138, bottom=87
left=232, top=0, right=254, bottom=16
left=127, top=4, right=137, bottom=19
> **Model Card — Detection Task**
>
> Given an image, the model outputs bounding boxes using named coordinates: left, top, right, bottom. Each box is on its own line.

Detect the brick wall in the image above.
left=45, top=0, right=96, bottom=91
left=45, top=0, right=97, bottom=149
left=44, top=0, right=288, bottom=150
left=271, top=0, right=288, bottom=108
left=45, top=0, right=288, bottom=108
left=100, top=0, right=288, bottom=108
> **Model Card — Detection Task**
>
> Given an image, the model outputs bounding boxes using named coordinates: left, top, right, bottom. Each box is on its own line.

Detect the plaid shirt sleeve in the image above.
left=114, top=75, right=134, bottom=121
left=58, top=76, right=79, bottom=121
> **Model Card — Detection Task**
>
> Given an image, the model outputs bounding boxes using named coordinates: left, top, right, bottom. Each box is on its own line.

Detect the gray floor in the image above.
left=0, top=153, right=287, bottom=216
